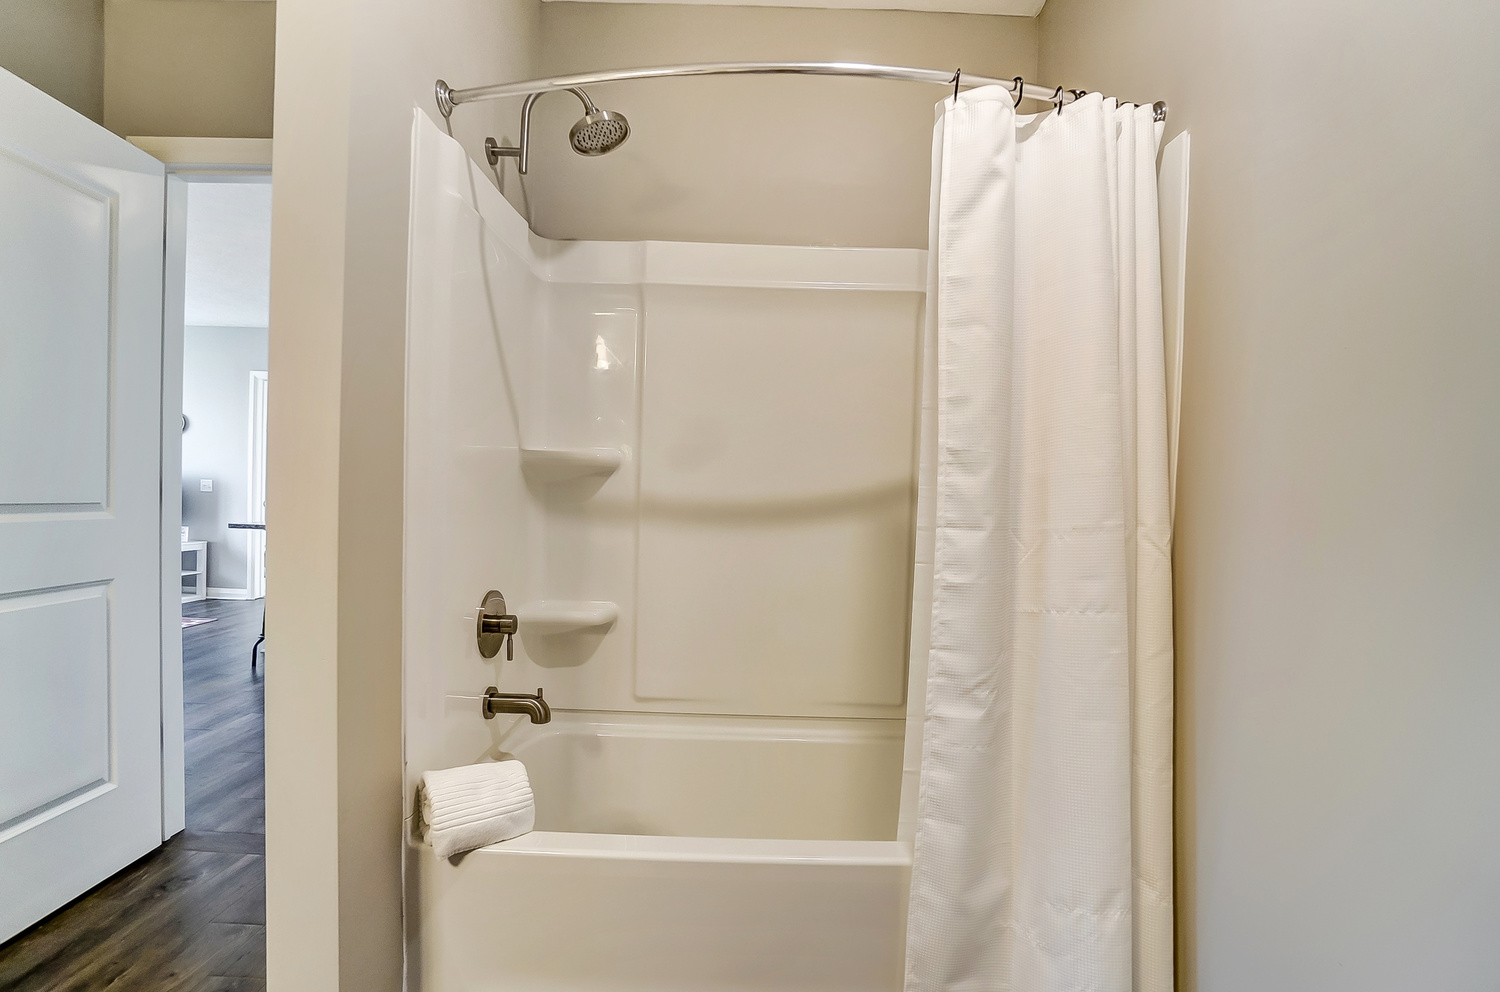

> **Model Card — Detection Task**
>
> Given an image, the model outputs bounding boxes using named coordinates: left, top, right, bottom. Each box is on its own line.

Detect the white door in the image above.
left=0, top=68, right=168, bottom=941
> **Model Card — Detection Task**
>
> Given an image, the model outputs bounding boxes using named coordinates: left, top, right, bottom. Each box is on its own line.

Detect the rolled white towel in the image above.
left=417, top=759, right=535, bottom=859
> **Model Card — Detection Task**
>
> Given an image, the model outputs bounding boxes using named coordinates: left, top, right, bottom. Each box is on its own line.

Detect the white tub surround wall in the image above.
left=405, top=109, right=923, bottom=989
left=405, top=107, right=925, bottom=747
left=450, top=711, right=903, bottom=840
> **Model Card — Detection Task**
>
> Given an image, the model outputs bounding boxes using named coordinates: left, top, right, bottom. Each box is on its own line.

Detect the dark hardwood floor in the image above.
left=0, top=599, right=267, bottom=992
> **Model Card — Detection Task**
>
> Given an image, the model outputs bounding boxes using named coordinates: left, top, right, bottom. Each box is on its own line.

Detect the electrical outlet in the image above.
left=200, top=479, right=213, bottom=492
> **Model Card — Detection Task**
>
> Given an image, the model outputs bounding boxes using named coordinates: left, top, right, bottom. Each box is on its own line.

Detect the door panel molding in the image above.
left=0, top=139, right=117, bottom=510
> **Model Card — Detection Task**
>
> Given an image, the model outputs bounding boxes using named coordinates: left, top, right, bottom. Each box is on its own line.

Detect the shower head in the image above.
left=486, top=87, right=629, bottom=174
left=569, top=108, right=630, bottom=155
left=566, top=88, right=629, bottom=156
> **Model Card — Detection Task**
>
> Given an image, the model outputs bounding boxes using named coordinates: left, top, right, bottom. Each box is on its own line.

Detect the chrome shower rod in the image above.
left=435, top=62, right=1165, bottom=121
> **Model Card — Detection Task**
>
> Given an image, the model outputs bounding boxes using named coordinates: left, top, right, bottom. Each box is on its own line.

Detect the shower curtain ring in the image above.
left=1012, top=77, right=1025, bottom=108
left=953, top=69, right=961, bottom=102
left=1053, top=85, right=1066, bottom=114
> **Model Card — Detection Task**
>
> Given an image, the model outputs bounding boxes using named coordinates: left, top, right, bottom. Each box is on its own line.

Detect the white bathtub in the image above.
left=410, top=713, right=910, bottom=992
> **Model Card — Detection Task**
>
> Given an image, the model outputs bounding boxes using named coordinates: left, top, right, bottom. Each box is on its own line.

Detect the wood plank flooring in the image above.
left=0, top=599, right=267, bottom=992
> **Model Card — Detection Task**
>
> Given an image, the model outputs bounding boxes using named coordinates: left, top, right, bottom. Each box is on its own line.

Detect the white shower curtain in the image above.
left=904, top=89, right=1173, bottom=992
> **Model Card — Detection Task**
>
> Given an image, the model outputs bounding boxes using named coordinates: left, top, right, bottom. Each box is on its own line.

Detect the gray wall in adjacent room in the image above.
left=182, top=325, right=267, bottom=593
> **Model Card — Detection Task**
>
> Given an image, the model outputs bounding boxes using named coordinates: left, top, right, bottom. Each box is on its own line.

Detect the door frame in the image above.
left=247, top=370, right=269, bottom=599
left=135, top=136, right=271, bottom=837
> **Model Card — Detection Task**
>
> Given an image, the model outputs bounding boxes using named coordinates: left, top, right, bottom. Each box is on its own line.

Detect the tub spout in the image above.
left=481, top=686, right=551, bottom=724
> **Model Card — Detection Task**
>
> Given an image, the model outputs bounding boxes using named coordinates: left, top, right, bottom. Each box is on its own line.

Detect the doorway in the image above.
left=179, top=178, right=271, bottom=606
left=0, top=112, right=273, bottom=984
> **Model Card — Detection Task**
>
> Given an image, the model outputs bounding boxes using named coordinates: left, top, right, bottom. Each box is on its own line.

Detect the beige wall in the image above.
left=525, top=2, right=1035, bottom=246
left=0, top=0, right=105, bottom=122
left=265, top=0, right=539, bottom=988
left=104, top=0, right=276, bottom=137
left=1039, top=2, right=1500, bottom=990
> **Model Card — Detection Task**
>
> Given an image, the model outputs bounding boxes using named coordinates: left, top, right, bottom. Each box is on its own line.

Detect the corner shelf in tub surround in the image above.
left=515, top=600, right=619, bottom=635
left=519, top=447, right=623, bottom=484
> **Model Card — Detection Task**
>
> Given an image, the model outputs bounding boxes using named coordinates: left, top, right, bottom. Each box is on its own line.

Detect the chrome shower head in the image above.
left=487, top=87, right=629, bottom=175
left=569, top=107, right=630, bottom=156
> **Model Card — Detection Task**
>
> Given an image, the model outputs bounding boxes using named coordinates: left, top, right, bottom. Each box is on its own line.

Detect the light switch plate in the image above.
left=199, top=479, right=213, bottom=492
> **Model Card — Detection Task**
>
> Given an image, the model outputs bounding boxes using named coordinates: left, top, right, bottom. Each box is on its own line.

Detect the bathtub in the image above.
left=410, top=712, right=911, bottom=992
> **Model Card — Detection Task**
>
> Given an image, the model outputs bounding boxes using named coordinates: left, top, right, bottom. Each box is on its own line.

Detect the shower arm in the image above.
left=438, top=61, right=1165, bottom=123
left=485, top=87, right=598, bottom=175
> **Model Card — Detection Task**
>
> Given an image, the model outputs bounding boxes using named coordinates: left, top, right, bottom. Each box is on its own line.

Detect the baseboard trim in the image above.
left=207, top=587, right=256, bottom=601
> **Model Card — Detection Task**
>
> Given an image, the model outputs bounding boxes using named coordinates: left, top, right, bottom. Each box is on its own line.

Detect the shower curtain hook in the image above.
left=1052, top=85, right=1066, bottom=114
left=1012, top=77, right=1025, bottom=108
left=953, top=69, right=962, bottom=102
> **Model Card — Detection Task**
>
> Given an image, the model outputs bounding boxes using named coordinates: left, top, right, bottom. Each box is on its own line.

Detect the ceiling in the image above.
left=184, top=181, right=271, bottom=328
left=538, top=0, right=1045, bottom=13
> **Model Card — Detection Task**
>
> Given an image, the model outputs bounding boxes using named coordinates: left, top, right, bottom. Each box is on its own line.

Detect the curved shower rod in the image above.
left=435, top=62, right=1166, bottom=122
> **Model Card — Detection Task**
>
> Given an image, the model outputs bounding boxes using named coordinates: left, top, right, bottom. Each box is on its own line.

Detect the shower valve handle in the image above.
left=477, top=590, right=519, bottom=660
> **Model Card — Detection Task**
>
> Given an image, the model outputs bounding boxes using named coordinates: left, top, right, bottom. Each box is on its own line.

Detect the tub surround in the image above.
left=404, top=106, right=926, bottom=788
left=404, top=109, right=923, bottom=989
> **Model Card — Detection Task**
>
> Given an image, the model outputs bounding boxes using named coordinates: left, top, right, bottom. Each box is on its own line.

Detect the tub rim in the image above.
left=414, top=831, right=912, bottom=867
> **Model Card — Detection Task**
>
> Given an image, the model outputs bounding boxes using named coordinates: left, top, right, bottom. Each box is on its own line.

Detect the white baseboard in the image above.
left=207, top=587, right=257, bottom=601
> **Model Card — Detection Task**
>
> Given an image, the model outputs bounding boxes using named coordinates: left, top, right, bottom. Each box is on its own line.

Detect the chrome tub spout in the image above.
left=481, top=687, right=552, bottom=724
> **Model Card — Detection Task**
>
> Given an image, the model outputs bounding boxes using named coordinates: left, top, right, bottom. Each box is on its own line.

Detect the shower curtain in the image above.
left=904, top=89, right=1173, bottom=992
